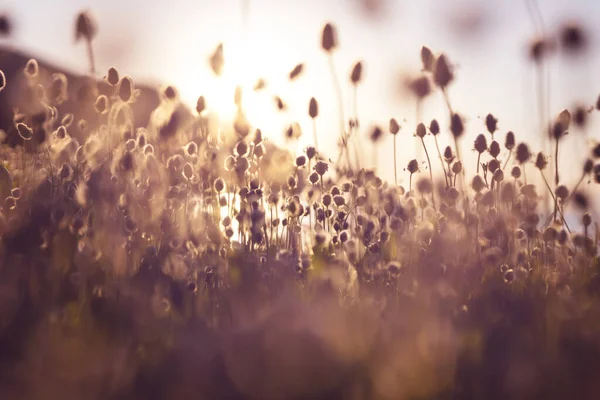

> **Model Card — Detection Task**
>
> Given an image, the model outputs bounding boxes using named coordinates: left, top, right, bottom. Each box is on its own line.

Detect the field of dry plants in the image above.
left=0, top=8, right=600, bottom=400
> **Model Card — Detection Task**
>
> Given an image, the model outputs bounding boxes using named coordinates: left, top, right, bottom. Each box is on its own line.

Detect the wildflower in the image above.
left=452, top=161, right=462, bottom=175
left=75, top=11, right=96, bottom=42
left=416, top=123, right=426, bottom=138
left=489, top=141, right=500, bottom=158
left=450, top=113, right=464, bottom=138
left=505, top=131, right=515, bottom=150
left=516, top=143, right=530, bottom=164
left=485, top=113, right=498, bottom=135
left=370, top=125, right=383, bottom=142
left=315, top=161, right=329, bottom=176
left=433, top=54, right=453, bottom=87
left=430, top=119, right=440, bottom=135
left=583, top=212, right=592, bottom=227
left=474, top=134, right=487, bottom=154
left=196, top=96, right=206, bottom=114
left=118, top=77, right=133, bottom=103
left=106, top=67, right=119, bottom=86
left=472, top=175, right=485, bottom=192
left=407, top=159, right=419, bottom=174
left=389, top=118, right=400, bottom=135
left=560, top=23, right=587, bottom=53
left=309, top=97, right=319, bottom=118
left=493, top=169, right=504, bottom=182
left=24, top=59, right=39, bottom=78
left=535, top=152, right=548, bottom=170
left=421, top=46, right=435, bottom=71
left=16, top=123, right=33, bottom=140
left=289, top=63, right=304, bottom=80
left=350, top=61, right=363, bottom=84
left=407, top=75, right=431, bottom=99
left=322, top=23, right=337, bottom=52
left=555, top=185, right=569, bottom=201
left=503, top=269, right=515, bottom=283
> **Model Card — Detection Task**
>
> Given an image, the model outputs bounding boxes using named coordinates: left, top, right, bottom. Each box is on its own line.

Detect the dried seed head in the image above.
left=429, top=119, right=440, bottom=135
left=444, top=146, right=454, bottom=162
left=315, top=161, right=329, bottom=176
left=421, top=46, right=435, bottom=72
left=16, top=123, right=33, bottom=140
left=511, top=166, right=521, bottom=179
left=118, top=77, right=133, bottom=103
left=407, top=75, right=431, bottom=99
left=416, top=123, right=426, bottom=138
left=407, top=159, right=419, bottom=174
left=474, top=134, right=487, bottom=154
left=306, top=146, right=317, bottom=159
left=573, top=192, right=588, bottom=210
left=289, top=63, right=304, bottom=80
left=309, top=171, right=320, bottom=184
left=573, top=105, right=587, bottom=127
left=209, top=43, right=224, bottom=76
left=583, top=212, right=592, bottom=227
left=75, top=11, right=97, bottom=42
left=296, top=155, right=306, bottom=167
left=350, top=61, right=363, bottom=84
left=535, top=152, right=548, bottom=170
left=493, top=169, right=504, bottom=183
left=433, top=54, right=453, bottom=87
left=24, top=59, right=39, bottom=78
left=106, top=67, right=119, bottom=86
left=555, top=185, right=569, bottom=201
left=94, top=95, right=108, bottom=114
left=485, top=113, right=498, bottom=135
left=370, top=125, right=383, bottom=142
left=236, top=140, right=249, bottom=157
left=529, top=37, right=549, bottom=63
left=389, top=118, right=400, bottom=135
left=322, top=23, right=337, bottom=52
left=505, top=131, right=515, bottom=150
left=214, top=178, right=225, bottom=192
left=450, top=113, right=464, bottom=138
left=560, top=23, right=587, bottom=53
left=0, top=69, right=5, bottom=92
left=515, top=143, right=530, bottom=164
left=488, top=159, right=500, bottom=173
left=489, top=140, right=500, bottom=158
left=452, top=161, right=462, bottom=174
left=416, top=177, right=432, bottom=193
left=0, top=15, right=12, bottom=36
left=163, top=85, right=178, bottom=100
left=309, top=97, right=318, bottom=118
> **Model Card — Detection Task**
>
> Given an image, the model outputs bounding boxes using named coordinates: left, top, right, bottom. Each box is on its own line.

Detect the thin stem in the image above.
left=421, top=137, right=436, bottom=210
left=312, top=118, right=319, bottom=150
left=540, top=169, right=571, bottom=233
left=503, top=151, right=512, bottom=170
left=554, top=139, right=560, bottom=185
left=328, top=54, right=348, bottom=168
left=393, top=135, right=398, bottom=186
left=86, top=38, right=96, bottom=76
left=434, top=136, right=449, bottom=187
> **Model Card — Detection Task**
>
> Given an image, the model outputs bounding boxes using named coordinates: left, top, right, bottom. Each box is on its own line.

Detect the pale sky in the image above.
left=2, top=0, right=600, bottom=186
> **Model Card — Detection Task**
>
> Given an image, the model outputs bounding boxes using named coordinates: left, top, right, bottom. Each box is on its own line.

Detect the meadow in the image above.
left=0, top=8, right=600, bottom=400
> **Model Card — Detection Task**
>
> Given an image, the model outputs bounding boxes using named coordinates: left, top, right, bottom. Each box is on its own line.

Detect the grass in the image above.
left=0, top=9, right=599, bottom=400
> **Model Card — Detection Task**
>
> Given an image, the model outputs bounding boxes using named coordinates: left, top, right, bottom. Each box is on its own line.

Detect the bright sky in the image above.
left=2, top=0, right=600, bottom=186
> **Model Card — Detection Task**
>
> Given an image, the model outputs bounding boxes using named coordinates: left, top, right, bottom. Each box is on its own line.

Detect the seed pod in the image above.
left=322, top=23, right=337, bottom=52
left=106, top=67, right=119, bottom=86
left=584, top=159, right=594, bottom=174
left=416, top=123, right=426, bottom=138
left=196, top=96, right=206, bottom=114
left=450, top=113, right=464, bottom=138
left=474, top=134, right=487, bottom=154
left=408, top=75, right=431, bottom=99
left=511, top=166, right=521, bottom=179
left=444, top=146, right=454, bottom=162
left=489, top=140, right=500, bottom=158
left=389, top=118, right=400, bottom=135
left=163, top=85, right=177, bottom=100
left=16, top=123, right=33, bottom=140
left=0, top=69, right=5, bottom=92
left=118, top=77, right=133, bottom=102
left=535, top=152, right=548, bottom=170
left=485, top=113, right=498, bottom=135
left=429, top=119, right=440, bottom=135
left=420, top=46, right=435, bottom=72
left=516, top=143, right=530, bottom=164
left=452, top=161, right=462, bottom=174
left=350, top=61, right=363, bottom=84
left=309, top=97, right=318, bottom=118
left=289, top=63, right=304, bottom=80
left=209, top=43, right=224, bottom=76
left=433, top=54, right=453, bottom=87
left=24, top=59, right=38, bottom=78
left=493, top=169, right=504, bottom=182
left=75, top=11, right=97, bottom=42
left=583, top=212, right=592, bottom=227
left=370, top=125, right=383, bottom=142
left=555, top=185, right=569, bottom=201
left=505, top=131, right=515, bottom=150
left=407, top=159, right=419, bottom=174
left=94, top=95, right=108, bottom=114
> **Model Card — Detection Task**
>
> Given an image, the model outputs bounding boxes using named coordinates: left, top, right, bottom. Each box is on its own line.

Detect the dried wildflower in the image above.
left=529, top=37, right=549, bottom=63
left=94, top=95, right=108, bottom=114
left=407, top=159, right=419, bottom=174
left=163, top=85, right=178, bottom=100
left=489, top=141, right=500, bottom=158
left=450, top=113, right=464, bottom=138
left=106, top=67, right=119, bottom=86
left=573, top=192, right=588, bottom=209
left=429, top=119, right=440, bottom=135
left=474, top=134, right=487, bottom=154
left=516, top=143, right=530, bottom=164
left=295, top=156, right=306, bottom=167
left=434, top=54, right=453, bottom=87
left=555, top=185, right=569, bottom=201
left=493, top=169, right=504, bottom=182
left=322, top=23, right=337, bottom=52
left=444, top=146, right=454, bottom=163
left=306, top=146, right=317, bottom=159
left=16, top=123, right=33, bottom=140
left=560, top=23, right=587, bottom=53
left=309, top=97, right=318, bottom=118
left=118, top=77, right=133, bottom=103
left=350, top=61, right=363, bottom=84
left=485, top=113, right=498, bottom=135
left=505, top=131, right=515, bottom=150
left=416, top=177, right=432, bottom=193
left=196, top=96, right=206, bottom=114
left=370, top=125, right=383, bottom=142
left=285, top=123, right=302, bottom=140
left=583, top=212, right=592, bottom=227
left=49, top=73, right=68, bottom=104
left=421, top=46, right=435, bottom=72
left=584, top=159, right=594, bottom=174
left=24, top=59, right=39, bottom=78
left=407, top=75, right=431, bottom=99
left=0, top=69, right=5, bottom=93
left=315, top=161, right=329, bottom=176
left=389, top=118, right=400, bottom=135
left=75, top=11, right=96, bottom=42
left=573, top=105, right=587, bottom=127
left=535, top=152, right=548, bottom=170
left=511, top=166, right=521, bottom=179
left=416, top=123, right=426, bottom=138
left=289, top=63, right=304, bottom=80
left=0, top=15, right=11, bottom=36
left=209, top=43, right=224, bottom=76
